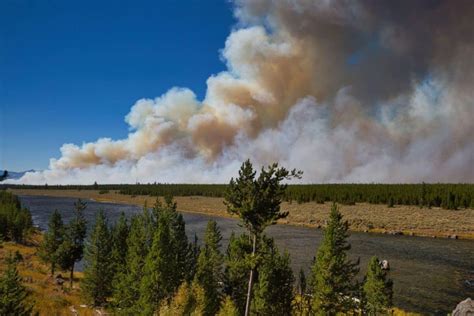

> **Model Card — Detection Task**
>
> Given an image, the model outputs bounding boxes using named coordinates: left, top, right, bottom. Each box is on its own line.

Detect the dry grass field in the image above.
left=10, top=189, right=474, bottom=240
left=0, top=232, right=97, bottom=315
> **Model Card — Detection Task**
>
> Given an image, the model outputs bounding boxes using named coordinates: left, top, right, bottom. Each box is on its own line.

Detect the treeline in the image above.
left=39, top=199, right=393, bottom=315
left=5, top=182, right=474, bottom=209
left=0, top=191, right=32, bottom=242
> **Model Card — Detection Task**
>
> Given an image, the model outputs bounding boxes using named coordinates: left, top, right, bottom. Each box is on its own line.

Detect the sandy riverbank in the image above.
left=10, top=189, right=474, bottom=240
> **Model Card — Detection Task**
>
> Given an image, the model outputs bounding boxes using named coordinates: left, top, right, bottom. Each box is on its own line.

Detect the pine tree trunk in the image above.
left=244, top=233, right=257, bottom=316
left=70, top=263, right=74, bottom=288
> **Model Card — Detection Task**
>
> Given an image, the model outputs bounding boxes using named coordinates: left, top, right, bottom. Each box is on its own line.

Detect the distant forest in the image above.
left=3, top=183, right=474, bottom=209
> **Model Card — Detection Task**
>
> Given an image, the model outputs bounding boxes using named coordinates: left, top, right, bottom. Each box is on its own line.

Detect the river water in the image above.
left=19, top=195, right=473, bottom=315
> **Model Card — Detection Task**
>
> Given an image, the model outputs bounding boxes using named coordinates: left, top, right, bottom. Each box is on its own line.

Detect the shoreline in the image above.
left=10, top=188, right=474, bottom=240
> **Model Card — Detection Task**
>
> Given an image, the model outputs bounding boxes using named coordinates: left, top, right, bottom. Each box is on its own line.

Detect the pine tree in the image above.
left=168, top=204, right=196, bottom=283
left=58, top=199, right=87, bottom=288
left=138, top=214, right=176, bottom=314
left=223, top=233, right=252, bottom=314
left=295, top=268, right=311, bottom=315
left=81, top=210, right=114, bottom=306
left=158, top=281, right=206, bottom=316
left=0, top=255, right=32, bottom=315
left=362, top=256, right=393, bottom=315
left=155, top=196, right=196, bottom=283
left=217, top=296, right=239, bottom=316
left=310, top=203, right=360, bottom=314
left=224, top=160, right=301, bottom=316
left=112, top=213, right=149, bottom=313
left=39, top=210, right=65, bottom=276
left=195, top=220, right=224, bottom=316
left=251, top=237, right=294, bottom=315
left=110, top=212, right=129, bottom=276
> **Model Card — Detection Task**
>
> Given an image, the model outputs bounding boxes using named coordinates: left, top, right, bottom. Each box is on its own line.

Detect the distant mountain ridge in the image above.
left=0, top=170, right=35, bottom=181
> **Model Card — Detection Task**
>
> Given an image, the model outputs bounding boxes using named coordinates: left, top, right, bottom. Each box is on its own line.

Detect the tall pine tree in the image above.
left=223, top=233, right=252, bottom=314
left=57, top=199, right=87, bottom=288
left=112, top=213, right=150, bottom=313
left=224, top=160, right=301, bottom=316
left=251, top=236, right=294, bottom=315
left=363, top=256, right=393, bottom=315
left=138, top=214, right=176, bottom=314
left=110, top=212, right=129, bottom=277
left=81, top=210, right=114, bottom=306
left=39, top=210, right=65, bottom=276
left=310, top=203, right=360, bottom=314
left=194, top=220, right=224, bottom=316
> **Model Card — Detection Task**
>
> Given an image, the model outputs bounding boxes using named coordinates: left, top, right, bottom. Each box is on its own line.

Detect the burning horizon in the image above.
left=11, top=0, right=474, bottom=184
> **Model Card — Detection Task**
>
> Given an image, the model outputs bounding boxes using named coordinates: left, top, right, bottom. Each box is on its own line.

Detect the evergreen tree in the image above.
left=82, top=210, right=114, bottom=306
left=420, top=182, right=427, bottom=208
left=387, top=196, right=395, bottom=208
left=39, top=210, right=65, bottom=275
left=295, top=268, right=311, bottom=315
left=167, top=201, right=196, bottom=283
left=252, top=237, right=294, bottom=315
left=110, top=212, right=129, bottom=276
left=362, top=256, right=393, bottom=315
left=154, top=196, right=196, bottom=283
left=224, top=160, right=301, bottom=316
left=0, top=255, right=32, bottom=315
left=112, top=213, right=149, bottom=313
left=310, top=203, right=360, bottom=314
left=223, top=233, right=252, bottom=314
left=217, top=296, right=239, bottom=316
left=158, top=281, right=206, bottom=316
left=138, top=214, right=176, bottom=314
left=195, top=220, right=224, bottom=315
left=56, top=199, right=87, bottom=288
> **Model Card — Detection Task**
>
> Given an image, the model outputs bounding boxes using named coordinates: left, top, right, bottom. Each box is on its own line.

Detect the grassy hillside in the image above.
left=0, top=232, right=96, bottom=315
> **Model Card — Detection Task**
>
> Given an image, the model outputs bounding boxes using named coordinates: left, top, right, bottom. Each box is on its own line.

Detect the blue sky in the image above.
left=1, top=0, right=235, bottom=171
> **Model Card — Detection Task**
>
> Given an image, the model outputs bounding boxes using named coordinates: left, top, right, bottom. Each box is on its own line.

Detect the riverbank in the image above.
left=10, top=189, right=474, bottom=240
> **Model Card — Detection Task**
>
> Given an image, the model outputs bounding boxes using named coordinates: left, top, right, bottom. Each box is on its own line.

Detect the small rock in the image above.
left=449, top=234, right=458, bottom=239
left=380, top=260, right=390, bottom=271
left=464, top=280, right=474, bottom=288
left=389, top=231, right=403, bottom=236
left=452, top=298, right=474, bottom=316
left=55, top=274, right=65, bottom=286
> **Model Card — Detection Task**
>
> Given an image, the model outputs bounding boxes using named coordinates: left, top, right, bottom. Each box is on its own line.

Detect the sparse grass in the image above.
left=11, top=189, right=474, bottom=239
left=0, top=232, right=96, bottom=315
left=391, top=307, right=423, bottom=316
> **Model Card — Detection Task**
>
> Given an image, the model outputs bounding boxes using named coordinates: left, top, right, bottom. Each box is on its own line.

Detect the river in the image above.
left=19, top=195, right=474, bottom=315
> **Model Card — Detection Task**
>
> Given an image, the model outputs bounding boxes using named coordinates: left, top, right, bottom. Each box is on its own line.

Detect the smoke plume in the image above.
left=13, top=0, right=474, bottom=184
